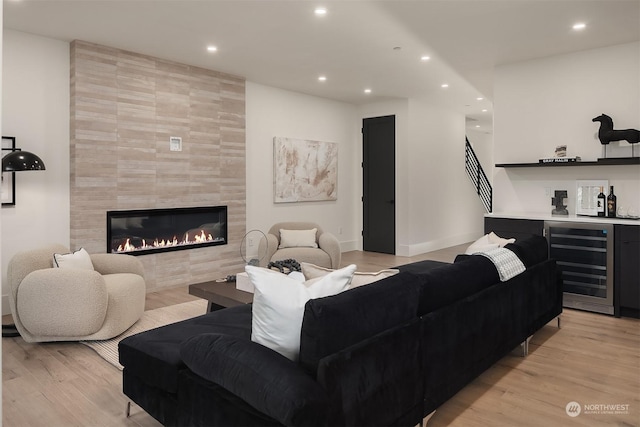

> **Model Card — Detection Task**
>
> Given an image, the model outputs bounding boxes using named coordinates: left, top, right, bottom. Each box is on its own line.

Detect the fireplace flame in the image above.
left=114, top=229, right=221, bottom=253
left=117, top=238, right=137, bottom=253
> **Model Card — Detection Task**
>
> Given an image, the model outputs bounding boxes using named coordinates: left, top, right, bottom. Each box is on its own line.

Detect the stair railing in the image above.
left=465, top=137, right=492, bottom=213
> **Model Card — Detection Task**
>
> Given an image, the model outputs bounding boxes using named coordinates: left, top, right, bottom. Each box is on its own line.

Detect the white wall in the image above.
left=466, top=128, right=493, bottom=177
left=246, top=88, right=484, bottom=258
left=359, top=99, right=485, bottom=256
left=1, top=30, right=70, bottom=314
left=493, top=42, right=640, bottom=215
left=245, top=82, right=361, bottom=251
left=403, top=99, right=485, bottom=255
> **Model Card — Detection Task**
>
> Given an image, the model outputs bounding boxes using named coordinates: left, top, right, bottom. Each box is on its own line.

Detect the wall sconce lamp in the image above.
left=2, top=149, right=46, bottom=171
left=1, top=136, right=46, bottom=208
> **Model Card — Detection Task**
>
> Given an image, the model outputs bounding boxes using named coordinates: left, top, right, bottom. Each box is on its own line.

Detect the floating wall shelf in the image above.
left=495, top=157, right=640, bottom=168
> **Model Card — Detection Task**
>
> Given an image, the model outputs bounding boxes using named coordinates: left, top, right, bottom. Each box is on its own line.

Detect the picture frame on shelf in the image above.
left=1, top=136, right=16, bottom=206
left=576, top=179, right=608, bottom=216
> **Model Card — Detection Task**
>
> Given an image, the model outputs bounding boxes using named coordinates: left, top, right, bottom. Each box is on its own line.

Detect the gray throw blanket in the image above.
left=476, top=247, right=526, bottom=281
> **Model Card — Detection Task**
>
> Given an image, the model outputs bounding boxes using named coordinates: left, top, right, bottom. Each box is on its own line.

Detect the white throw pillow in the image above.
left=465, top=234, right=500, bottom=255
left=278, top=228, right=318, bottom=249
left=301, top=262, right=399, bottom=289
left=53, top=248, right=95, bottom=270
left=488, top=231, right=516, bottom=247
left=246, top=263, right=356, bottom=360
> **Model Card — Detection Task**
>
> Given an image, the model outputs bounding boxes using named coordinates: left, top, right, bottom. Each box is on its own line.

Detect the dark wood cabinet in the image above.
left=485, top=216, right=640, bottom=318
left=615, top=225, right=640, bottom=318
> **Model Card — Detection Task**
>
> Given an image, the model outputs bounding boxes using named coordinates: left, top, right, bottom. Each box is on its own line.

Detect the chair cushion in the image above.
left=119, top=304, right=252, bottom=393
left=272, top=247, right=331, bottom=268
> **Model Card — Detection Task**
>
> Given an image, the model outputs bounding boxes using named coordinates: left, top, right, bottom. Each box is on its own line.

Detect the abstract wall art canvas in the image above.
left=273, top=137, right=338, bottom=203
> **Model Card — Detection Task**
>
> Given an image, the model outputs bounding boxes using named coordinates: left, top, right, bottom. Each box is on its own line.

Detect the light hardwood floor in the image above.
left=3, top=245, right=639, bottom=427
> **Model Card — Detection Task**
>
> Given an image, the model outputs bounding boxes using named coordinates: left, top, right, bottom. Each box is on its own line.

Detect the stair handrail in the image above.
left=465, top=137, right=492, bottom=212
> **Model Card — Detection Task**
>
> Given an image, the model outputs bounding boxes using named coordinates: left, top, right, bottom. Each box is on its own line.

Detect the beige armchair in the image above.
left=7, top=244, right=146, bottom=343
left=258, top=222, right=341, bottom=269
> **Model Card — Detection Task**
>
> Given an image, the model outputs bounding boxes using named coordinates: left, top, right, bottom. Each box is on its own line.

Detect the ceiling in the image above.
left=4, top=0, right=640, bottom=133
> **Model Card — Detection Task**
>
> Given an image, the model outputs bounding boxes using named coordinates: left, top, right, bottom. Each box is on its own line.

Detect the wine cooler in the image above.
left=545, top=221, right=614, bottom=315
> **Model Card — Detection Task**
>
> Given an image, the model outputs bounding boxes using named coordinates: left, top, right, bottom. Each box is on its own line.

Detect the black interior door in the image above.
left=362, top=115, right=395, bottom=254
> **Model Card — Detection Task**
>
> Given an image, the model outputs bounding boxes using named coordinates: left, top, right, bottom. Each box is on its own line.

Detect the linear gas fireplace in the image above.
left=107, top=206, right=227, bottom=256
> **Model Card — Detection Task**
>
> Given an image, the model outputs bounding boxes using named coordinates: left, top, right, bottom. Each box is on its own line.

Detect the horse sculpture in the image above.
left=592, top=113, right=639, bottom=157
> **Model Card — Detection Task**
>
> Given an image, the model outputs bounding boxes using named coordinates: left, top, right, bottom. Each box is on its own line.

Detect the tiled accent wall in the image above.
left=70, top=40, right=246, bottom=290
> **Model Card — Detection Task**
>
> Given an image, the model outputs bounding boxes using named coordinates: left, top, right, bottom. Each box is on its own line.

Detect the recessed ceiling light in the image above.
left=441, top=83, right=449, bottom=88
left=476, top=97, right=483, bottom=101
left=475, top=125, right=481, bottom=128
left=482, top=109, right=488, bottom=112
left=318, top=76, right=327, bottom=82
left=420, top=55, right=430, bottom=62
left=364, top=89, right=372, bottom=94
left=315, top=7, right=327, bottom=16
left=207, top=46, right=218, bottom=52
left=573, top=22, right=586, bottom=30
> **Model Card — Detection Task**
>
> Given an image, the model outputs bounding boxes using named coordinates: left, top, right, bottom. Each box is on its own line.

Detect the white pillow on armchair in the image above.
left=278, top=228, right=318, bottom=249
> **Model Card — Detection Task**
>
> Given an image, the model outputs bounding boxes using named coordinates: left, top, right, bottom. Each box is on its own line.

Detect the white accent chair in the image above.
left=259, top=222, right=341, bottom=269
left=7, top=244, right=146, bottom=343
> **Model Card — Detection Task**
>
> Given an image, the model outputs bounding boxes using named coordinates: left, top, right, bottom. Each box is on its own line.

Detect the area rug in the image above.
left=81, top=299, right=208, bottom=370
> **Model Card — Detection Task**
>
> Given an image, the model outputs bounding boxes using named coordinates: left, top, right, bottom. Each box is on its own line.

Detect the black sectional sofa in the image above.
left=119, top=235, right=562, bottom=426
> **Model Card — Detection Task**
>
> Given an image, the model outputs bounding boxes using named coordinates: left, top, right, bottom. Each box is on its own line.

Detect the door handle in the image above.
left=388, top=200, right=395, bottom=205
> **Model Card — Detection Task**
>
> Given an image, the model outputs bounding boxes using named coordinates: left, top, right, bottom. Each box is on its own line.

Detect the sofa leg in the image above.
left=421, top=410, right=436, bottom=426
left=557, top=315, right=562, bottom=329
left=125, top=401, right=131, bottom=418
left=519, top=336, right=532, bottom=357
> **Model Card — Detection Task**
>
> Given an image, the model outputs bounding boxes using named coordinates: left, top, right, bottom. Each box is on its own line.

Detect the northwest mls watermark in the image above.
left=566, top=401, right=631, bottom=417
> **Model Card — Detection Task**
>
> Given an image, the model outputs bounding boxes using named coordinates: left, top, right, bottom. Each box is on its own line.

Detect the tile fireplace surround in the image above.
left=70, top=40, right=246, bottom=291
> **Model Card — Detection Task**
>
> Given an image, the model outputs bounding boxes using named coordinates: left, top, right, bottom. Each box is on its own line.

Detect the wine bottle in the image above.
left=607, top=186, right=617, bottom=218
left=597, top=186, right=606, bottom=217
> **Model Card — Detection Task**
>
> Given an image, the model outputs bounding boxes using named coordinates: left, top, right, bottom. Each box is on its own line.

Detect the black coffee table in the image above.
left=188, top=280, right=253, bottom=312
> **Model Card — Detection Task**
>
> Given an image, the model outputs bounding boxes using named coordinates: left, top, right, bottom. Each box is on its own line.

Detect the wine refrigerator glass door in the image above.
left=545, top=221, right=614, bottom=315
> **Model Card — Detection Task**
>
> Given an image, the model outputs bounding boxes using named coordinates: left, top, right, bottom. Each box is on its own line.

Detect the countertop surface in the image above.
left=486, top=212, right=640, bottom=226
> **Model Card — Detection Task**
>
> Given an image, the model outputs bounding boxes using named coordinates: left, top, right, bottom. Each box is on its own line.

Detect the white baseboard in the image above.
left=339, top=239, right=359, bottom=253
left=397, top=231, right=481, bottom=257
